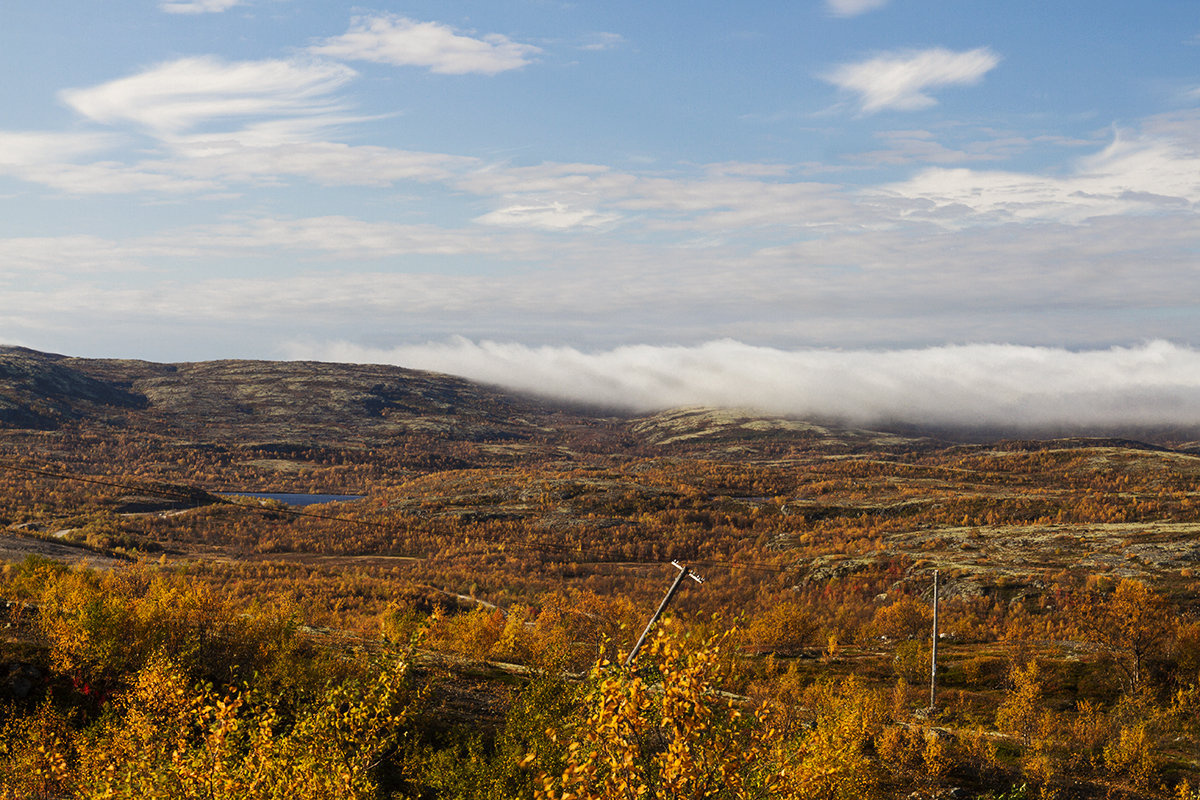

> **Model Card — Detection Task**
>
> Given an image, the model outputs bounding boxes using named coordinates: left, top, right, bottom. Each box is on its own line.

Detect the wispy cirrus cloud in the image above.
left=824, top=47, right=1000, bottom=113
left=0, top=235, right=152, bottom=276
left=159, top=0, right=243, bottom=13
left=167, top=140, right=477, bottom=187
left=311, top=14, right=540, bottom=75
left=156, top=215, right=546, bottom=260
left=60, top=57, right=356, bottom=137
left=0, top=130, right=215, bottom=194
left=579, top=32, right=625, bottom=52
left=0, top=216, right=549, bottom=278
left=0, top=138, right=468, bottom=196
left=454, top=161, right=856, bottom=232
left=474, top=202, right=621, bottom=230
left=26, top=55, right=471, bottom=193
left=0, top=131, right=118, bottom=167
left=880, top=125, right=1200, bottom=223
left=846, top=129, right=1036, bottom=166
left=826, top=0, right=890, bottom=18
left=14, top=161, right=218, bottom=195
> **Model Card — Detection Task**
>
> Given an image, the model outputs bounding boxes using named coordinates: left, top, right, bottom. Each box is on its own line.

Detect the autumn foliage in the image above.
left=4, top=417, right=1200, bottom=796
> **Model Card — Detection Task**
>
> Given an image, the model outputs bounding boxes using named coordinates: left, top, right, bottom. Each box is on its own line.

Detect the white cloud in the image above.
left=155, top=216, right=546, bottom=259
left=456, top=161, right=627, bottom=197
left=455, top=161, right=857, bottom=233
left=169, top=115, right=376, bottom=151
left=624, top=175, right=853, bottom=229
left=580, top=32, right=625, bottom=52
left=15, top=273, right=511, bottom=324
left=0, top=219, right=537, bottom=280
left=167, top=141, right=477, bottom=187
left=826, top=0, right=890, bottom=18
left=474, top=202, right=620, bottom=230
left=824, top=47, right=1000, bottom=113
left=290, top=338, right=1200, bottom=431
left=0, top=235, right=149, bottom=275
left=7, top=193, right=1200, bottom=353
left=159, top=0, right=242, bottom=13
left=0, top=125, right=476, bottom=194
left=0, top=132, right=474, bottom=196
left=311, top=15, right=540, bottom=75
left=0, top=131, right=117, bottom=166
left=61, top=57, right=356, bottom=136
left=15, top=161, right=217, bottom=195
left=0, top=130, right=214, bottom=194
left=846, top=129, right=1033, bottom=166
left=879, top=126, right=1200, bottom=223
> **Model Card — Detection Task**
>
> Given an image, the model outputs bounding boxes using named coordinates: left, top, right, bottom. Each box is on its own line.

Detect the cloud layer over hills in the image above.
left=294, top=339, right=1200, bottom=432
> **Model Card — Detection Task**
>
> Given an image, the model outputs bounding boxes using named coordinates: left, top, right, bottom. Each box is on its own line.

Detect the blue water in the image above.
left=223, top=492, right=363, bottom=507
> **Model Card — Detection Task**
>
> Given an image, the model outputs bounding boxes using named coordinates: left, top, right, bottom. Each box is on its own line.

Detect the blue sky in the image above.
left=2, top=1, right=1200, bottom=422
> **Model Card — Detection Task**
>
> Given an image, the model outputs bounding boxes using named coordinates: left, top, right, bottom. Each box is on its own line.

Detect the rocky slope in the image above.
left=0, top=347, right=146, bottom=428
left=1, top=347, right=588, bottom=447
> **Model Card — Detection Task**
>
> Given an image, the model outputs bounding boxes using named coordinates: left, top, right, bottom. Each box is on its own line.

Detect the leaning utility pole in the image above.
left=930, top=569, right=940, bottom=710
left=625, top=561, right=705, bottom=668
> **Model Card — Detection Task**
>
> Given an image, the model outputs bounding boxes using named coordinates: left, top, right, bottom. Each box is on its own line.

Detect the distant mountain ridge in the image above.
left=0, top=346, right=576, bottom=446
left=0, top=345, right=1190, bottom=454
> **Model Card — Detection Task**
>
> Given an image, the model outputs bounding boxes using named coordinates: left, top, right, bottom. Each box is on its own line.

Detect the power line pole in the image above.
left=930, top=569, right=940, bottom=711
left=625, top=561, right=705, bottom=668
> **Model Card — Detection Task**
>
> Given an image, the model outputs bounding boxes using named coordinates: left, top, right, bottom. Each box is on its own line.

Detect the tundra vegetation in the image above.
left=3, top=348, right=1200, bottom=798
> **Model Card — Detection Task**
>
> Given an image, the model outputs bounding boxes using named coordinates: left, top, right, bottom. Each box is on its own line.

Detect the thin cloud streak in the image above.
left=826, top=0, right=890, bottom=18
left=474, top=202, right=621, bottom=230
left=159, top=0, right=242, bottom=13
left=60, top=57, right=356, bottom=136
left=297, top=339, right=1200, bottom=431
left=0, top=131, right=119, bottom=165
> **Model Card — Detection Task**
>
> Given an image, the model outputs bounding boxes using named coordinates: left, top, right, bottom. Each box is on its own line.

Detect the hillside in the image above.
left=0, top=347, right=146, bottom=428
left=4, top=346, right=1200, bottom=798
left=0, top=346, right=579, bottom=445
left=3, top=345, right=1198, bottom=588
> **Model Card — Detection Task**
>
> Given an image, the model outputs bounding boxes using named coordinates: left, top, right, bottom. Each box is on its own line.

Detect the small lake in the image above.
left=222, top=492, right=364, bottom=507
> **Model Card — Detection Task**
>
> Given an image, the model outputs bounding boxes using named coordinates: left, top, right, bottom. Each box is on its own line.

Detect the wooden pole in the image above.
left=930, top=569, right=940, bottom=710
left=625, top=561, right=704, bottom=668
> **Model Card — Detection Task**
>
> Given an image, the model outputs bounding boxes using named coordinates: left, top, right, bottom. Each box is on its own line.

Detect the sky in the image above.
left=3, top=1, right=1200, bottom=425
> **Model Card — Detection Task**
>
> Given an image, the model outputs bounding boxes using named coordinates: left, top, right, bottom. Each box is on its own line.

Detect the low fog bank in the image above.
left=295, top=338, right=1200, bottom=433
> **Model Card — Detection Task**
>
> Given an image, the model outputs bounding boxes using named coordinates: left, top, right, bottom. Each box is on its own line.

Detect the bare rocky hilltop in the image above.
left=0, top=345, right=587, bottom=446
